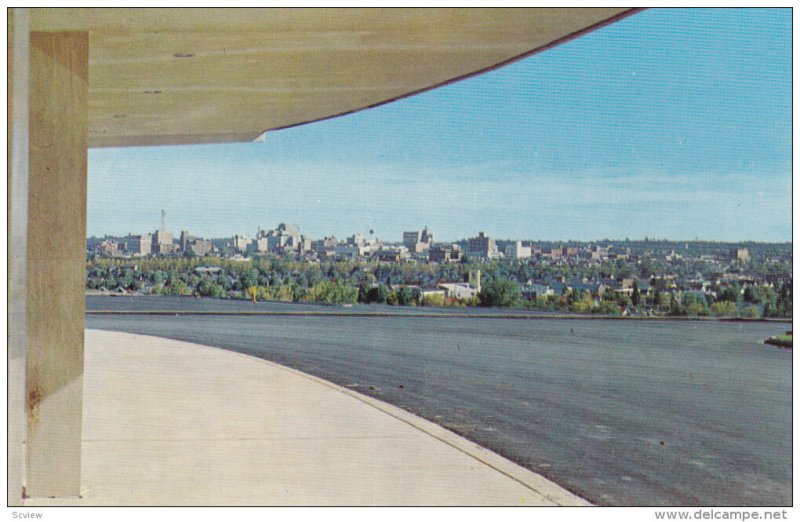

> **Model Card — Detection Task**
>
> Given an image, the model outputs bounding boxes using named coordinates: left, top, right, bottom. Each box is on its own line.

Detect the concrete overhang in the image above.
left=28, top=7, right=639, bottom=148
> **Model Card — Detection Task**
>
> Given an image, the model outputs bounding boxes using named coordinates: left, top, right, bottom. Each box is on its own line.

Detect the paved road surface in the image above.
left=87, top=296, right=792, bottom=506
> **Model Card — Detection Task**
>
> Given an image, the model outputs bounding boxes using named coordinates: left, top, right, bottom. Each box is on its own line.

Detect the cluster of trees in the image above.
left=462, top=272, right=792, bottom=318
left=357, top=284, right=421, bottom=306
left=85, top=254, right=792, bottom=317
left=511, top=287, right=635, bottom=316
left=478, top=277, right=521, bottom=308
left=664, top=281, right=792, bottom=318
left=86, top=255, right=478, bottom=307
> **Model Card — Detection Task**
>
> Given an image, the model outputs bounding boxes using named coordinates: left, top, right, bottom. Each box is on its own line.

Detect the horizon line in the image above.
left=86, top=232, right=792, bottom=245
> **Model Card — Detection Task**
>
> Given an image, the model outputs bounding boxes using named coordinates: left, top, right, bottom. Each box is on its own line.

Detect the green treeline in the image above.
left=85, top=254, right=792, bottom=317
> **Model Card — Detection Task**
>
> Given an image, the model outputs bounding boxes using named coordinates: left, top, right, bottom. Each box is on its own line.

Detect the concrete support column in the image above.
left=8, top=7, right=30, bottom=507
left=23, top=30, right=89, bottom=499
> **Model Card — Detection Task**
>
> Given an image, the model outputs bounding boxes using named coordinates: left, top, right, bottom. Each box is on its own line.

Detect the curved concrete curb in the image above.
left=25, top=330, right=590, bottom=506
left=264, top=353, right=591, bottom=506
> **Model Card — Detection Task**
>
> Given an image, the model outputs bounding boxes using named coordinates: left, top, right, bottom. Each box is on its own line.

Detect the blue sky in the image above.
left=88, top=8, right=792, bottom=242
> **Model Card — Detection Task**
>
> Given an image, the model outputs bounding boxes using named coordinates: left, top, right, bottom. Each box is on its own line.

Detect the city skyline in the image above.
left=88, top=214, right=791, bottom=247
left=88, top=8, right=791, bottom=242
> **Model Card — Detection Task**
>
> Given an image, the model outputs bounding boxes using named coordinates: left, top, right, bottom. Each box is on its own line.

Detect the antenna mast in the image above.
left=160, top=209, right=166, bottom=232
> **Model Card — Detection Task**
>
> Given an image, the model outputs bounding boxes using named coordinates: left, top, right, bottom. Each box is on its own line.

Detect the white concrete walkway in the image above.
left=24, top=330, right=590, bottom=506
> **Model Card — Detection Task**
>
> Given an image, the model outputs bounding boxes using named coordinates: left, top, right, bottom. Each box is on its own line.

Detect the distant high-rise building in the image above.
left=589, top=244, right=609, bottom=260
left=252, top=237, right=269, bottom=253
left=334, top=243, right=362, bottom=258
left=152, top=229, right=173, bottom=254
left=256, top=223, right=302, bottom=254
left=731, top=247, right=750, bottom=263
left=403, top=231, right=421, bottom=251
left=180, top=230, right=195, bottom=252
left=505, top=241, right=531, bottom=260
left=298, top=236, right=312, bottom=254
left=277, top=223, right=300, bottom=237
left=124, top=233, right=152, bottom=256
left=150, top=210, right=174, bottom=254
left=96, top=239, right=120, bottom=256
left=311, top=236, right=338, bottom=255
left=420, top=226, right=433, bottom=245
left=404, top=227, right=433, bottom=254
left=188, top=239, right=213, bottom=256
left=429, top=244, right=462, bottom=263
left=233, top=235, right=250, bottom=253
left=348, top=233, right=365, bottom=246
left=466, top=232, right=497, bottom=260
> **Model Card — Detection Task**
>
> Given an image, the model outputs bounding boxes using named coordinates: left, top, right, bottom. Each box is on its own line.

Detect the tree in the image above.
left=741, top=305, right=762, bottom=319
left=242, top=269, right=259, bottom=289
left=365, top=285, right=389, bottom=304
left=304, top=280, right=357, bottom=305
left=652, top=277, right=668, bottom=292
left=422, top=293, right=447, bottom=307
left=711, top=301, right=738, bottom=317
left=396, top=286, right=417, bottom=306
left=631, top=281, right=641, bottom=306
left=478, top=277, right=521, bottom=308
left=597, top=301, right=620, bottom=316
left=163, top=280, right=191, bottom=296
left=197, top=277, right=224, bottom=298
left=717, top=284, right=741, bottom=303
left=653, top=289, right=662, bottom=306
left=273, top=284, right=295, bottom=302
left=669, top=295, right=685, bottom=316
left=682, top=292, right=710, bottom=316
left=566, top=288, right=578, bottom=306
left=777, top=281, right=792, bottom=316
left=357, top=284, right=370, bottom=304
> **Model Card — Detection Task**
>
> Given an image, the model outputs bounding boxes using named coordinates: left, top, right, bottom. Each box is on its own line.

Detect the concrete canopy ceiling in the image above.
left=29, top=8, right=638, bottom=148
